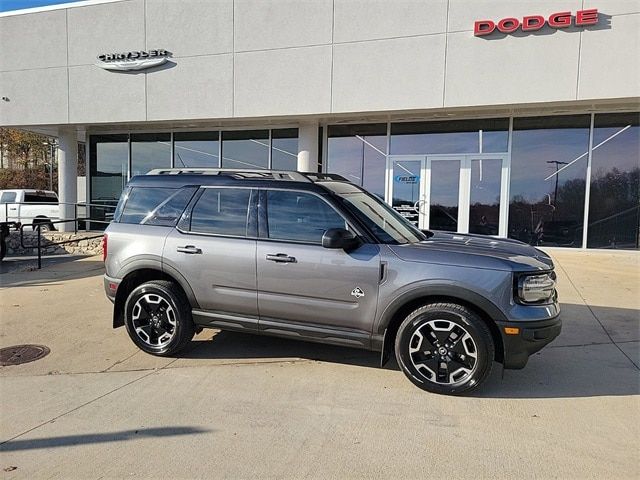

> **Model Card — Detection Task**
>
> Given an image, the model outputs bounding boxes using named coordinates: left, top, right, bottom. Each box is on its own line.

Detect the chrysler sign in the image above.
left=474, top=9, right=599, bottom=36
left=96, top=49, right=170, bottom=71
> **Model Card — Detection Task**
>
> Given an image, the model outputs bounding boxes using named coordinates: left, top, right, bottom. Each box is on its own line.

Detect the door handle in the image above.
left=176, top=245, right=202, bottom=254
left=9, top=207, right=17, bottom=211
left=265, top=253, right=297, bottom=263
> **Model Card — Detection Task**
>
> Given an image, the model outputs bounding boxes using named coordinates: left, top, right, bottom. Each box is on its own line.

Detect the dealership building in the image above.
left=1, top=0, right=638, bottom=249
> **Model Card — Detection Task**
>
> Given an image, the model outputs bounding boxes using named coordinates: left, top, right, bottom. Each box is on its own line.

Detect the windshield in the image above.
left=338, top=191, right=426, bottom=245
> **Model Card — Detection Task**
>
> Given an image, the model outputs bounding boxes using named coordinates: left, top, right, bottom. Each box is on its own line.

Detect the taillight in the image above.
left=102, top=234, right=108, bottom=262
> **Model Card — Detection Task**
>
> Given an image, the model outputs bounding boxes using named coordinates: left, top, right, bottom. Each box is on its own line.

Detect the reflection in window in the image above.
left=221, top=130, right=269, bottom=169
left=267, top=190, right=346, bottom=243
left=469, top=159, right=502, bottom=235
left=190, top=188, right=251, bottom=236
left=509, top=116, right=590, bottom=248
left=271, top=129, right=298, bottom=171
left=90, top=134, right=129, bottom=225
left=131, top=133, right=171, bottom=177
left=174, top=131, right=219, bottom=167
left=390, top=119, right=508, bottom=155
left=327, top=124, right=387, bottom=198
left=587, top=113, right=640, bottom=249
left=429, top=160, right=460, bottom=232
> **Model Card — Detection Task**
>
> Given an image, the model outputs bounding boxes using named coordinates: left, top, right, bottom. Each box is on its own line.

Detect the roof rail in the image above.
left=146, top=168, right=312, bottom=182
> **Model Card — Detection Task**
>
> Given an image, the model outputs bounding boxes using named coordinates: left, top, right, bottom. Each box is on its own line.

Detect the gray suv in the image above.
left=103, top=169, right=561, bottom=395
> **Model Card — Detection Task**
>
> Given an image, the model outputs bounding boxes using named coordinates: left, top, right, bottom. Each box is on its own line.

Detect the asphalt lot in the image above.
left=0, top=250, right=638, bottom=479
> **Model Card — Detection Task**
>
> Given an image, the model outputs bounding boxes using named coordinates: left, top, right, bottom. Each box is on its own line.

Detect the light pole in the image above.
left=546, top=160, right=568, bottom=220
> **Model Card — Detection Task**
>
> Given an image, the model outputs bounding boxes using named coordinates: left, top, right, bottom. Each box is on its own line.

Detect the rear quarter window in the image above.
left=118, top=187, right=197, bottom=226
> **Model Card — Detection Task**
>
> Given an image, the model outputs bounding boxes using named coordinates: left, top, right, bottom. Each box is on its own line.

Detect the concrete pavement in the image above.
left=0, top=250, right=638, bottom=479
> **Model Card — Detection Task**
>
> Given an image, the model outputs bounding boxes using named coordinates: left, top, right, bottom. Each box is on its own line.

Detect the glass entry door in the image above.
left=386, top=157, right=427, bottom=229
left=387, top=154, right=508, bottom=235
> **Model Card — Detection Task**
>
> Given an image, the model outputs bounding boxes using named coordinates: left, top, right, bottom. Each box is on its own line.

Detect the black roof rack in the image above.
left=146, top=168, right=348, bottom=183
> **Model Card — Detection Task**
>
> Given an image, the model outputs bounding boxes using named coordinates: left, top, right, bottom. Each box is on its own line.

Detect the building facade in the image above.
left=1, top=0, right=639, bottom=249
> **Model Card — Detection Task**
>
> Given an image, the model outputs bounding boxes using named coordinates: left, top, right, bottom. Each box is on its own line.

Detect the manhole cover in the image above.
left=0, top=345, right=50, bottom=366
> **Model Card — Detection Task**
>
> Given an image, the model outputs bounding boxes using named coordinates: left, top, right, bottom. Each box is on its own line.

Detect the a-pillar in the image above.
left=297, top=122, right=319, bottom=173
left=57, top=127, right=78, bottom=232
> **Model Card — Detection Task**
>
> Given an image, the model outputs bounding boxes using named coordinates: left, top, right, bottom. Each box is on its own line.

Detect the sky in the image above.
left=0, top=0, right=84, bottom=12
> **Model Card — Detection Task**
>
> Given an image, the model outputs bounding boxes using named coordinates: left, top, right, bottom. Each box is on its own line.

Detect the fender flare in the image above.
left=113, top=256, right=199, bottom=328
left=376, top=283, right=507, bottom=365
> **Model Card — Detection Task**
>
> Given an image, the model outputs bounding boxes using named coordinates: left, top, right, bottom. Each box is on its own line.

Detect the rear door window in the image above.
left=189, top=188, right=251, bottom=237
left=119, top=187, right=197, bottom=226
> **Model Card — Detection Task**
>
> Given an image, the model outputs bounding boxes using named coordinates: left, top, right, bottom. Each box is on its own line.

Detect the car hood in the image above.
left=388, top=231, right=554, bottom=271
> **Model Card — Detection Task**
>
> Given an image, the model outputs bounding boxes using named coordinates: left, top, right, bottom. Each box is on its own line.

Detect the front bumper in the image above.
left=497, top=315, right=562, bottom=369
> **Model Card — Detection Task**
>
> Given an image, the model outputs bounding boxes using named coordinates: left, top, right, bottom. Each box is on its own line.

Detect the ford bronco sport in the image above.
left=103, top=169, right=561, bottom=395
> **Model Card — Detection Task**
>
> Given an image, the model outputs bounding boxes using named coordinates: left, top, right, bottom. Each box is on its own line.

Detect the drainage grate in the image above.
left=0, top=345, right=50, bottom=366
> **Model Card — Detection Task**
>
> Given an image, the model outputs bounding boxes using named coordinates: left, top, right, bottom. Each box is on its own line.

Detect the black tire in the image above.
left=0, top=236, right=6, bottom=261
left=394, top=302, right=494, bottom=395
left=124, top=280, right=195, bottom=356
left=33, top=220, right=54, bottom=232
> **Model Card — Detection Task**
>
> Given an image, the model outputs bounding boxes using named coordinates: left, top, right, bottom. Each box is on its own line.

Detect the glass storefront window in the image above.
left=327, top=124, right=387, bottom=198
left=390, top=119, right=508, bottom=155
left=587, top=113, right=640, bottom=249
left=174, top=131, right=220, bottom=168
left=469, top=158, right=502, bottom=235
left=131, top=133, right=171, bottom=176
left=271, top=128, right=298, bottom=171
left=221, top=130, right=269, bottom=169
left=509, top=115, right=590, bottom=248
left=89, top=134, right=129, bottom=225
left=429, top=160, right=460, bottom=232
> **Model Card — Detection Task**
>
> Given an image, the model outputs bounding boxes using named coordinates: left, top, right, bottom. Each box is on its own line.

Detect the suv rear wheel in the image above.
left=395, top=302, right=494, bottom=395
left=124, top=280, right=195, bottom=356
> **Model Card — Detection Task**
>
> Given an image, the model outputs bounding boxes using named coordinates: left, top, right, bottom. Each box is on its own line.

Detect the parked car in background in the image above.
left=0, top=189, right=59, bottom=232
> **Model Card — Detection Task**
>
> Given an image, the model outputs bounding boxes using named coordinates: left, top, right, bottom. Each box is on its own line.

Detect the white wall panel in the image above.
left=0, top=10, right=67, bottom=71
left=234, top=46, right=331, bottom=117
left=0, top=68, right=68, bottom=125
left=146, top=0, right=233, bottom=57
left=334, top=0, right=447, bottom=43
left=67, top=0, right=144, bottom=66
left=68, top=65, right=145, bottom=123
left=234, top=0, right=332, bottom=52
left=578, top=14, right=640, bottom=100
left=332, top=35, right=445, bottom=113
left=147, top=54, right=233, bottom=121
left=445, top=30, right=580, bottom=107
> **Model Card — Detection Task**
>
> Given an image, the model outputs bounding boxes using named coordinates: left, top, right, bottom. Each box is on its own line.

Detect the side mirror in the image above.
left=322, top=228, right=360, bottom=251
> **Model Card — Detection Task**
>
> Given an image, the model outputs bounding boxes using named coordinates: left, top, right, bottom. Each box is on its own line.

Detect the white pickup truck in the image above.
left=0, top=189, right=59, bottom=231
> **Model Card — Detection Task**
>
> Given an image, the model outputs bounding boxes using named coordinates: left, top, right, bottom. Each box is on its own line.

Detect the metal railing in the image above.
left=3, top=201, right=118, bottom=269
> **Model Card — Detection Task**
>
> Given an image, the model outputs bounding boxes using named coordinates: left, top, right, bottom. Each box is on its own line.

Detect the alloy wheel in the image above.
left=131, top=293, right=177, bottom=348
left=408, top=319, right=478, bottom=385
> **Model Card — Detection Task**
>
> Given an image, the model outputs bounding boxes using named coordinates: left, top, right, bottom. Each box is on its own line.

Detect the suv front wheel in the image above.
left=395, top=302, right=494, bottom=395
left=124, top=280, right=195, bottom=356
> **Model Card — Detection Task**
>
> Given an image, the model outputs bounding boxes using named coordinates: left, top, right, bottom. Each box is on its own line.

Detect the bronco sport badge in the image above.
left=351, top=287, right=365, bottom=298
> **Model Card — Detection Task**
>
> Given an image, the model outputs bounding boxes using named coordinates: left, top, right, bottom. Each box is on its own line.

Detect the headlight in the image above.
left=517, top=272, right=556, bottom=304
